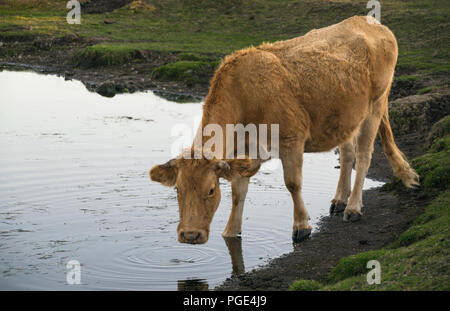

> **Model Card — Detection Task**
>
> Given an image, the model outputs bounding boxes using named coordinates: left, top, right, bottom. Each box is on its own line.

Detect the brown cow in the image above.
left=150, top=16, right=418, bottom=244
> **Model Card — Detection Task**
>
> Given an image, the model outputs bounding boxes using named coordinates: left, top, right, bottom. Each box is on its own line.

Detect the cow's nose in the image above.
left=183, top=231, right=200, bottom=243
left=179, top=230, right=205, bottom=244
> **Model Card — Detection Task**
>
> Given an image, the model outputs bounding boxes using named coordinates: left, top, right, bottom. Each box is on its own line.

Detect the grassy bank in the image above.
left=290, top=118, right=450, bottom=291
left=291, top=191, right=449, bottom=290
left=0, top=0, right=449, bottom=87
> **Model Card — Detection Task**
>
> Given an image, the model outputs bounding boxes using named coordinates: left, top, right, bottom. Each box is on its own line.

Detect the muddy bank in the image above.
left=216, top=189, right=430, bottom=290
left=0, top=35, right=208, bottom=102
left=216, top=91, right=449, bottom=291
left=369, top=91, right=450, bottom=181
left=1, top=31, right=447, bottom=103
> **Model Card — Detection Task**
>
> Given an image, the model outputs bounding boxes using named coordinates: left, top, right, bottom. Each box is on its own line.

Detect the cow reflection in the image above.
left=223, top=236, right=245, bottom=276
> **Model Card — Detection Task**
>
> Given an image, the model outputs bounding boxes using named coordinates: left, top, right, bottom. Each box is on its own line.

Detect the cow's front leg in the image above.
left=222, top=176, right=249, bottom=237
left=281, top=144, right=311, bottom=242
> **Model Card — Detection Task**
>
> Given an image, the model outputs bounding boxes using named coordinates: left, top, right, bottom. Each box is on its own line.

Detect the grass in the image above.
left=411, top=136, right=450, bottom=190
left=417, top=86, right=437, bottom=95
left=73, top=44, right=145, bottom=67
left=289, top=279, right=322, bottom=291
left=290, top=131, right=450, bottom=291
left=428, top=116, right=450, bottom=144
left=151, top=60, right=220, bottom=85
left=0, top=0, right=449, bottom=81
left=393, top=74, right=421, bottom=91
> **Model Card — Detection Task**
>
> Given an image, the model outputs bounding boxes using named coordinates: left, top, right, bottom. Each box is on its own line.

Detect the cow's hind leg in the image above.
left=330, top=139, right=355, bottom=215
left=343, top=115, right=381, bottom=222
left=280, top=142, right=311, bottom=242
left=222, top=176, right=249, bottom=237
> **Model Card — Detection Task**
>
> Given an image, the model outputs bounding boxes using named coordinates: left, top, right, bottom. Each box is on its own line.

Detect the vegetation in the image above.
left=73, top=44, right=145, bottom=67
left=412, top=137, right=449, bottom=190
left=151, top=60, right=220, bottom=85
left=417, top=86, right=437, bottom=95
left=428, top=116, right=450, bottom=144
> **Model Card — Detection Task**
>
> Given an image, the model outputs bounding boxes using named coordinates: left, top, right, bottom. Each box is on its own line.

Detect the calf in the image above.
left=150, top=16, right=418, bottom=244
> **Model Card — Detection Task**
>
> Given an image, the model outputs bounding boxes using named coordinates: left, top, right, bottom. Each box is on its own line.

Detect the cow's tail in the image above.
left=378, top=109, right=419, bottom=188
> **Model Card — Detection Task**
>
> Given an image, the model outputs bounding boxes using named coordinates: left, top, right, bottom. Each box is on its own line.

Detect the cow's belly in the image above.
left=303, top=101, right=368, bottom=152
left=304, top=133, right=353, bottom=153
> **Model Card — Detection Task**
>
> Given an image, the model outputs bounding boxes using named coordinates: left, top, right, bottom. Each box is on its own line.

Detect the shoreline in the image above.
left=0, top=60, right=207, bottom=103
left=215, top=187, right=430, bottom=290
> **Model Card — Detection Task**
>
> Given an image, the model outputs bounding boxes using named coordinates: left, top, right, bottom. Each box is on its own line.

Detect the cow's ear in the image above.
left=150, top=159, right=178, bottom=186
left=215, top=158, right=260, bottom=180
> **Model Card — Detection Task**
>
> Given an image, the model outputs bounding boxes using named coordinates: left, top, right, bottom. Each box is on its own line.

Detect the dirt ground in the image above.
left=216, top=188, right=430, bottom=290
left=80, top=0, right=133, bottom=14
left=0, top=37, right=208, bottom=102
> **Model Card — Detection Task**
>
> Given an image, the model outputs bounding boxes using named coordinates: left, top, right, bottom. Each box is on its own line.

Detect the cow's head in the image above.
left=149, top=154, right=259, bottom=244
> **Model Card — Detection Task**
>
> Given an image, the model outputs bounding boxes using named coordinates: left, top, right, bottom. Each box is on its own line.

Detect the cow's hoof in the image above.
left=292, top=228, right=311, bottom=242
left=330, top=202, right=346, bottom=215
left=329, top=203, right=335, bottom=214
left=343, top=213, right=361, bottom=222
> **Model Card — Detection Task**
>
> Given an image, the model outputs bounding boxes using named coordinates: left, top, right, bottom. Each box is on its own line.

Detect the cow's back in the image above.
left=201, top=16, right=399, bottom=154
left=261, top=16, right=398, bottom=103
left=257, top=16, right=398, bottom=151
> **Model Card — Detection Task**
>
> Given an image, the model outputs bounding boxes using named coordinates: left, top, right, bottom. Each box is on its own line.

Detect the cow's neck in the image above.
left=190, top=95, right=242, bottom=159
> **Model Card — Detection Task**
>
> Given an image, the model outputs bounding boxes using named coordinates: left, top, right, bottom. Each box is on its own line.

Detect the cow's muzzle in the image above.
left=178, top=229, right=208, bottom=244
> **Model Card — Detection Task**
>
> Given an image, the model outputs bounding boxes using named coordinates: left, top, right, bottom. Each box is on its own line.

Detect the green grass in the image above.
left=397, top=75, right=419, bottom=83
left=291, top=132, right=450, bottom=291
left=151, top=60, right=220, bottom=85
left=411, top=137, right=450, bottom=190
left=428, top=116, right=450, bottom=143
left=1, top=0, right=449, bottom=78
left=73, top=44, right=145, bottom=67
left=393, top=74, right=420, bottom=91
left=417, top=86, right=437, bottom=95
left=289, top=279, right=321, bottom=291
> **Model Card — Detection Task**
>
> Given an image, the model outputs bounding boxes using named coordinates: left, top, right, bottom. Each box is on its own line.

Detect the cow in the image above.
left=149, top=16, right=418, bottom=244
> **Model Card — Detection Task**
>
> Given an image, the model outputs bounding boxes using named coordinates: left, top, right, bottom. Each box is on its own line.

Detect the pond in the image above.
left=0, top=70, right=383, bottom=290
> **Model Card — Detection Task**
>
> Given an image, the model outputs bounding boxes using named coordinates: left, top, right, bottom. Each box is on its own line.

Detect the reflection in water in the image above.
left=223, top=237, right=245, bottom=276
left=178, top=237, right=245, bottom=291
left=177, top=279, right=209, bottom=291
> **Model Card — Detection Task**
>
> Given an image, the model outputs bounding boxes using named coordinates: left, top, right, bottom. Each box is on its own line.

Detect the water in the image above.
left=0, top=70, right=383, bottom=290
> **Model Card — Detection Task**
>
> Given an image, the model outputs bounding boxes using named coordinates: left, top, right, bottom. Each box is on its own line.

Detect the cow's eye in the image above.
left=175, top=187, right=179, bottom=194
left=208, top=187, right=215, bottom=196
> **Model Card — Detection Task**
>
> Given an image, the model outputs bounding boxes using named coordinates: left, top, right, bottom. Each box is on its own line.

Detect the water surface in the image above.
left=0, top=71, right=383, bottom=290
